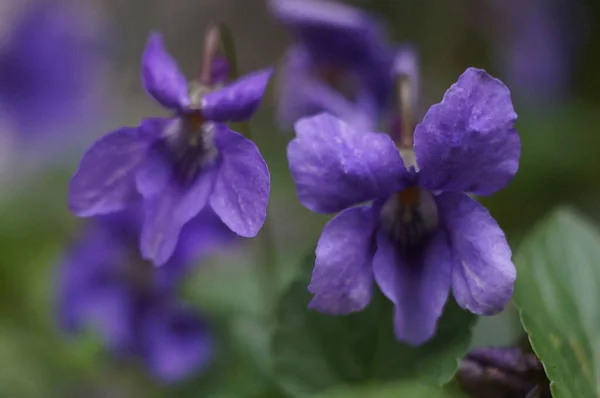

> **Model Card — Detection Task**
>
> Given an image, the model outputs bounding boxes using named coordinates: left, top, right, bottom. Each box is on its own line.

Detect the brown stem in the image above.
left=198, top=24, right=222, bottom=85
left=397, top=74, right=413, bottom=149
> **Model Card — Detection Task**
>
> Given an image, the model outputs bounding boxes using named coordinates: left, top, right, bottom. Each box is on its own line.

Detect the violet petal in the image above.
left=69, top=118, right=168, bottom=217
left=142, top=33, right=190, bottom=110
left=209, top=125, right=269, bottom=237
left=201, top=68, right=273, bottom=122
left=414, top=68, right=520, bottom=196
left=437, top=192, right=516, bottom=315
left=140, top=163, right=219, bottom=266
left=309, top=205, right=376, bottom=314
left=372, top=228, right=452, bottom=345
left=288, top=113, right=408, bottom=214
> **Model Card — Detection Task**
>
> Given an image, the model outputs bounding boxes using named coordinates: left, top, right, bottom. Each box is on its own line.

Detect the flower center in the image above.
left=314, top=63, right=358, bottom=101
left=379, top=186, right=439, bottom=254
left=164, top=110, right=218, bottom=186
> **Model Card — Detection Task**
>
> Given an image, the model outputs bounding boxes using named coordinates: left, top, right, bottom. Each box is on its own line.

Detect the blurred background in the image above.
left=0, top=0, right=598, bottom=396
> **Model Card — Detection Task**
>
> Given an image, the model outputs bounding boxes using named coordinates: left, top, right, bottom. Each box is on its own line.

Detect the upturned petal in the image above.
left=309, top=205, right=376, bottom=314
left=142, top=303, right=213, bottom=383
left=142, top=33, right=190, bottom=110
left=140, top=161, right=219, bottom=266
left=414, top=68, right=520, bottom=196
left=69, top=119, right=167, bottom=217
left=209, top=125, right=269, bottom=237
left=288, top=113, right=408, bottom=213
left=372, top=229, right=452, bottom=345
left=436, top=192, right=516, bottom=315
left=201, top=68, right=273, bottom=122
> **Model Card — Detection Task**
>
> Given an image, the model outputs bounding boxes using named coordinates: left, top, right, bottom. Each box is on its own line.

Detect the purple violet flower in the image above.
left=58, top=207, right=233, bottom=382
left=288, top=68, right=520, bottom=345
left=458, top=347, right=548, bottom=397
left=68, top=33, right=272, bottom=266
left=270, top=0, right=394, bottom=130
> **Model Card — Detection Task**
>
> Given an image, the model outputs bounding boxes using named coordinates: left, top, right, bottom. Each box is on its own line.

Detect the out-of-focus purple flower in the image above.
left=58, top=207, right=233, bottom=382
left=68, top=33, right=272, bottom=266
left=269, top=0, right=394, bottom=131
left=288, top=68, right=520, bottom=345
left=0, top=1, right=109, bottom=142
left=489, top=0, right=586, bottom=105
left=458, top=347, right=549, bottom=398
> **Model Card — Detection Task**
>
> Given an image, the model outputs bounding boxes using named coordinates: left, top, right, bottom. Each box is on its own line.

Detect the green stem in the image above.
left=213, top=23, right=278, bottom=319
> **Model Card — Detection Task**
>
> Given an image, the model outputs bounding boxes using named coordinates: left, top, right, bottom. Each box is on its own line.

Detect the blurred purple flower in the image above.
left=270, top=0, right=394, bottom=131
left=0, top=1, right=108, bottom=142
left=288, top=68, right=520, bottom=345
left=69, top=33, right=272, bottom=266
left=490, top=0, right=586, bottom=104
left=458, top=347, right=549, bottom=398
left=58, top=207, right=234, bottom=382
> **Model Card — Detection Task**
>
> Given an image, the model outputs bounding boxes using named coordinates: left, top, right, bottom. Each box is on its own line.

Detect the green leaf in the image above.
left=306, top=381, right=465, bottom=398
left=272, top=254, right=476, bottom=397
left=513, top=207, right=600, bottom=398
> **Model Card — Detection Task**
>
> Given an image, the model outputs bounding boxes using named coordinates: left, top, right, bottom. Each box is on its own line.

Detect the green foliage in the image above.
left=271, top=254, right=476, bottom=397
left=306, top=381, right=465, bottom=398
left=514, top=207, right=600, bottom=398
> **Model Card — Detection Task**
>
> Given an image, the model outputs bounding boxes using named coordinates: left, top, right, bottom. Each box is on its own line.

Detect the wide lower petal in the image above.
left=209, top=126, right=269, bottom=237
left=69, top=118, right=168, bottom=217
left=289, top=113, right=409, bottom=213
left=436, top=192, right=516, bottom=315
left=414, top=68, right=520, bottom=196
left=140, top=162, right=219, bottom=266
left=142, top=33, right=189, bottom=110
left=141, top=302, right=213, bottom=383
left=372, top=229, right=452, bottom=345
left=309, top=205, right=376, bottom=314
left=201, top=68, right=273, bottom=122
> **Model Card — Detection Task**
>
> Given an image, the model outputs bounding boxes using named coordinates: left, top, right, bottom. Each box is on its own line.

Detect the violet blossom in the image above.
left=288, top=68, right=520, bottom=345
left=69, top=33, right=272, bottom=265
left=458, top=347, right=548, bottom=397
left=58, top=207, right=234, bottom=382
left=269, top=0, right=394, bottom=131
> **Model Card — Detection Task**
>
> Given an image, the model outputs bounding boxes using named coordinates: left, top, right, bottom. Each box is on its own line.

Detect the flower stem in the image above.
left=397, top=73, right=414, bottom=149
left=206, top=23, right=279, bottom=319
left=199, top=25, right=222, bottom=85
left=395, top=73, right=418, bottom=168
